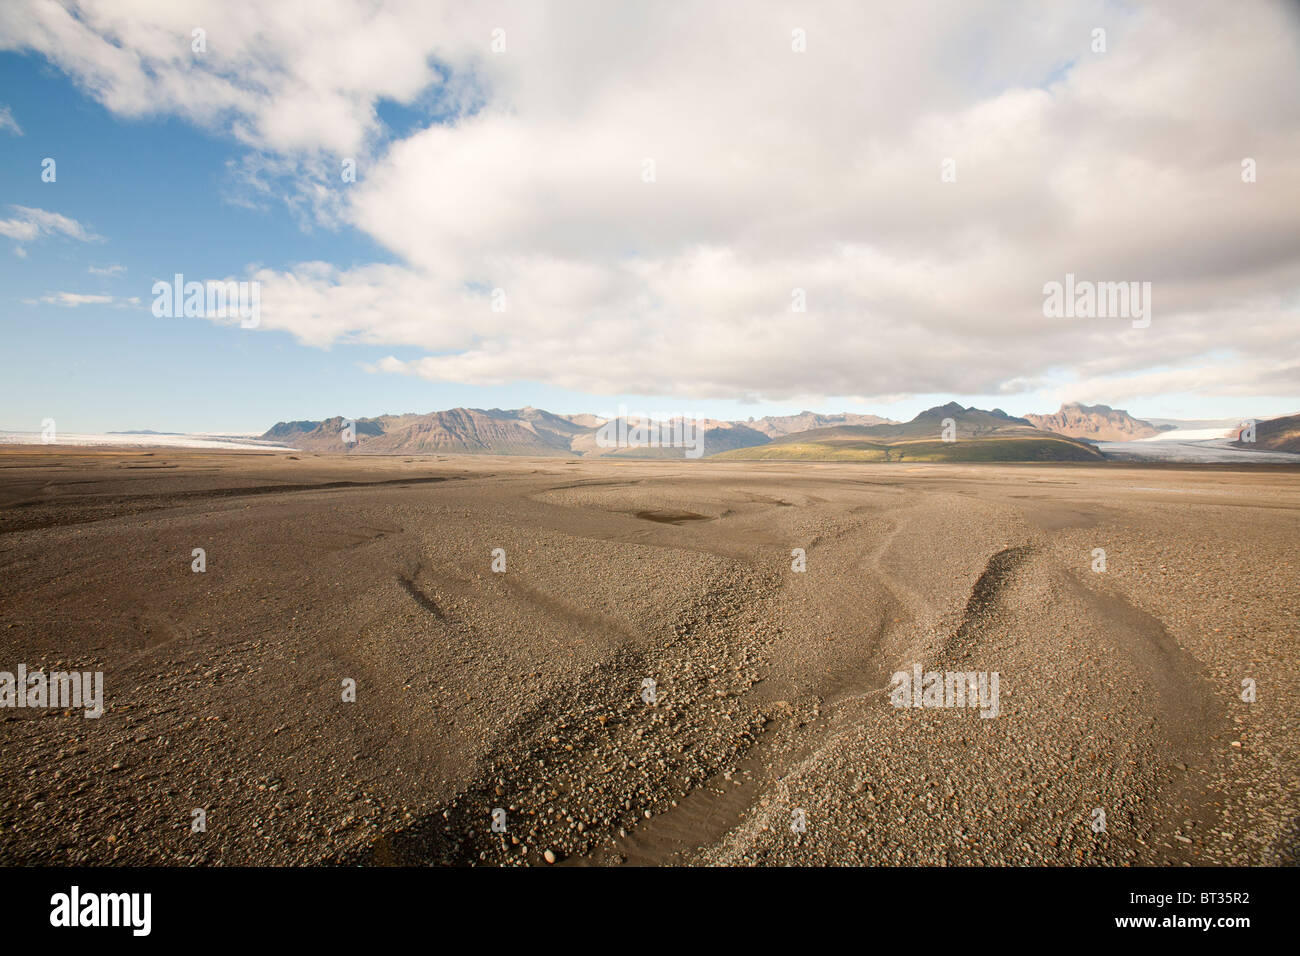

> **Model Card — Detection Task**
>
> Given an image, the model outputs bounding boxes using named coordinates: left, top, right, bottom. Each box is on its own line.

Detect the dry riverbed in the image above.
left=1, top=448, right=1296, bottom=866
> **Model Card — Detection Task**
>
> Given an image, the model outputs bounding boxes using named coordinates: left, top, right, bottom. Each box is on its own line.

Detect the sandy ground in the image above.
left=0, top=447, right=1296, bottom=866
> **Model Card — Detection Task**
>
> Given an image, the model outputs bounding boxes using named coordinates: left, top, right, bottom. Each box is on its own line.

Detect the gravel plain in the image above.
left=0, top=448, right=1296, bottom=866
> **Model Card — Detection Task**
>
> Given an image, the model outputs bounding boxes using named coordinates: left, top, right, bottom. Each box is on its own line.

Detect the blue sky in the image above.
left=0, top=54, right=1002, bottom=434
left=0, top=48, right=916, bottom=434
left=0, top=50, right=501, bottom=433
left=2, top=3, right=1297, bottom=434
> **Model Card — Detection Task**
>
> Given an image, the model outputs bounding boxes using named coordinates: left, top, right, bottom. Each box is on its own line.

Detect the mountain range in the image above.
left=713, top=403, right=1103, bottom=462
left=260, top=403, right=1300, bottom=461
left=260, top=402, right=1149, bottom=461
left=1022, top=403, right=1172, bottom=442
left=741, top=411, right=894, bottom=437
left=1232, top=412, right=1300, bottom=453
left=264, top=407, right=785, bottom=458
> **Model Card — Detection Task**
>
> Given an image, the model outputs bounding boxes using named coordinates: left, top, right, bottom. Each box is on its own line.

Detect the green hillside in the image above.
left=711, top=403, right=1104, bottom=462
left=714, top=434, right=1102, bottom=462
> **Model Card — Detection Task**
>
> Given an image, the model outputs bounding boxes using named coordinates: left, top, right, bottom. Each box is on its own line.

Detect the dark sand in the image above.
left=1, top=447, right=1296, bottom=865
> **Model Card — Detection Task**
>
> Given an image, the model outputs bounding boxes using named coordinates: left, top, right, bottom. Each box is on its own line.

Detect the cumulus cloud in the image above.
left=0, top=0, right=482, bottom=156
left=8, top=0, right=1300, bottom=405
left=0, top=105, right=21, bottom=135
left=38, top=291, right=139, bottom=307
left=0, top=205, right=101, bottom=243
left=1055, top=358, right=1300, bottom=405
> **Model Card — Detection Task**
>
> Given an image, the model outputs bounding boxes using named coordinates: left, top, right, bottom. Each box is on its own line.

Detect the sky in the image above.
left=1, top=0, right=1298, bottom=434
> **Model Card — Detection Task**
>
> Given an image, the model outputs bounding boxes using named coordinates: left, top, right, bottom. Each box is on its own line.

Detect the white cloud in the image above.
left=0, top=104, right=21, bottom=135
left=39, top=292, right=139, bottom=308
left=0, top=0, right=480, bottom=156
left=0, top=206, right=101, bottom=243
left=7, top=0, right=1300, bottom=405
left=88, top=263, right=126, bottom=276
left=1053, top=357, right=1300, bottom=405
